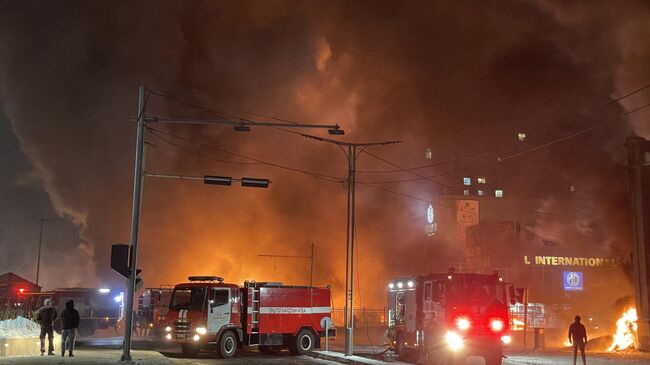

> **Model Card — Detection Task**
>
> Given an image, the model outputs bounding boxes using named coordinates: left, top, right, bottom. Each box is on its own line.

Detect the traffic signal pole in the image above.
left=120, top=86, right=343, bottom=362
left=121, top=86, right=146, bottom=362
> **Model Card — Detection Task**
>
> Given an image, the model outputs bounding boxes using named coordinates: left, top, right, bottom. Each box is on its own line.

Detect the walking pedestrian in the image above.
left=60, top=299, right=80, bottom=357
left=568, top=315, right=588, bottom=365
left=35, top=298, right=57, bottom=356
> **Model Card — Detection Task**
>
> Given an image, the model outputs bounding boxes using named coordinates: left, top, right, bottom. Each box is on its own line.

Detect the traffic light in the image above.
left=129, top=268, right=143, bottom=292
left=16, top=287, right=26, bottom=296
left=111, top=244, right=130, bottom=278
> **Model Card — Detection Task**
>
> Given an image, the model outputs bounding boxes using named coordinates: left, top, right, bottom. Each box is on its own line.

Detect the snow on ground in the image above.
left=0, top=316, right=41, bottom=339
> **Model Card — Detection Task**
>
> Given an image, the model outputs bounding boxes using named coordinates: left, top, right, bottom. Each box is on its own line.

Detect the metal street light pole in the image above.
left=121, top=86, right=344, bottom=362
left=121, top=86, right=146, bottom=362
left=36, top=217, right=64, bottom=286
left=298, top=133, right=400, bottom=356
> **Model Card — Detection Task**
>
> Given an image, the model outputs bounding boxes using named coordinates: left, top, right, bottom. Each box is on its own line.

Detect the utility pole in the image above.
left=627, top=136, right=650, bottom=350
left=299, top=133, right=401, bottom=356
left=121, top=86, right=343, bottom=362
left=36, top=217, right=63, bottom=286
left=121, top=86, right=146, bottom=362
left=258, top=243, right=315, bottom=286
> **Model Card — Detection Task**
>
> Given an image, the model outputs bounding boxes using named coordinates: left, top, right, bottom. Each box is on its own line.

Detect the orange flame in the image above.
left=608, top=308, right=638, bottom=352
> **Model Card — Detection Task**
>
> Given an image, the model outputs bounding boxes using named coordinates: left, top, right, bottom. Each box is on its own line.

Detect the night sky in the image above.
left=0, top=1, right=649, bottom=310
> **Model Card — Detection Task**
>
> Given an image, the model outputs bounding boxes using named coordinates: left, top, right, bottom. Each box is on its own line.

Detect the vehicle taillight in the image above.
left=456, top=317, right=471, bottom=331
left=490, top=319, right=504, bottom=332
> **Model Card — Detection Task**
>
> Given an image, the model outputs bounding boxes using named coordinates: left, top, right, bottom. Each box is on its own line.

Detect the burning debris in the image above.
left=608, top=308, right=638, bottom=352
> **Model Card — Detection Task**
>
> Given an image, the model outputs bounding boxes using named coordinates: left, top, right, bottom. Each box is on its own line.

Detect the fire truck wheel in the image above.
left=259, top=345, right=283, bottom=355
left=217, top=330, right=238, bottom=359
left=181, top=343, right=200, bottom=357
left=289, top=329, right=315, bottom=355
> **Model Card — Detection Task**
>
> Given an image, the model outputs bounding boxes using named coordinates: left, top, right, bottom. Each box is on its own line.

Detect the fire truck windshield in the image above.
left=170, top=287, right=206, bottom=310
left=446, top=277, right=505, bottom=312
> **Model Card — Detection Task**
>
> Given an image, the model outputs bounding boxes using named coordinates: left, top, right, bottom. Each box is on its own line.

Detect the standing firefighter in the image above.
left=35, top=298, right=57, bottom=356
left=568, top=315, right=588, bottom=365
left=60, top=299, right=80, bottom=357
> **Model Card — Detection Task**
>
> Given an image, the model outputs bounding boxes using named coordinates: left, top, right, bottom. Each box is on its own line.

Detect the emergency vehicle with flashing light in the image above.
left=387, top=269, right=517, bottom=365
left=21, top=288, right=123, bottom=336
left=138, top=287, right=174, bottom=338
left=164, top=276, right=336, bottom=358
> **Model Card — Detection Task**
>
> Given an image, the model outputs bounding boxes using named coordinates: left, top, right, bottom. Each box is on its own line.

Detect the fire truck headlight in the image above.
left=490, top=319, right=505, bottom=332
left=445, top=331, right=464, bottom=352
left=193, top=334, right=200, bottom=342
left=195, top=327, right=207, bottom=335
left=456, top=317, right=471, bottom=331
left=165, top=326, right=172, bottom=332
left=501, top=335, right=512, bottom=345
left=388, top=283, right=394, bottom=289
left=407, top=281, right=414, bottom=288
left=397, top=282, right=403, bottom=289
left=165, top=333, right=172, bottom=340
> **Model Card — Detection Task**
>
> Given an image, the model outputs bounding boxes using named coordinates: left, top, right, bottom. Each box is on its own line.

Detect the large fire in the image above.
left=608, top=308, right=638, bottom=352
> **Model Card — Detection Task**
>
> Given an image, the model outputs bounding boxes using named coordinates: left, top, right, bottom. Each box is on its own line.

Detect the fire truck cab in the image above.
left=388, top=270, right=513, bottom=365
left=165, top=276, right=335, bottom=358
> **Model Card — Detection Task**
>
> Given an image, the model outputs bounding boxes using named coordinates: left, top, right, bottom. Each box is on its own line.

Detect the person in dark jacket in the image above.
left=60, top=299, right=80, bottom=357
left=35, top=298, right=57, bottom=355
left=568, top=315, right=588, bottom=365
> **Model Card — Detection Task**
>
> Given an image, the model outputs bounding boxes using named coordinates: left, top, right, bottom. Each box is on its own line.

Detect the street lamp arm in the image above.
left=144, top=173, right=203, bottom=181
left=143, top=116, right=342, bottom=131
left=297, top=131, right=402, bottom=147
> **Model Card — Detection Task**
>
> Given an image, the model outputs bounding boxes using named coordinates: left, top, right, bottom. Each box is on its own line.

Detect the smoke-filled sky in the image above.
left=0, top=1, right=649, bottom=307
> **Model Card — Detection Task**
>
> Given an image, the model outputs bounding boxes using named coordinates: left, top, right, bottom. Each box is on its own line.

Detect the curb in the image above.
left=310, top=351, right=403, bottom=365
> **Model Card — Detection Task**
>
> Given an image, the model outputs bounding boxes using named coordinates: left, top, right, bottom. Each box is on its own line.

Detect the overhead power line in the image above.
left=357, top=82, right=650, bottom=176
left=361, top=150, right=459, bottom=191
left=356, top=142, right=511, bottom=174
left=146, top=127, right=345, bottom=184
left=498, top=101, right=650, bottom=162
left=356, top=100, right=650, bottom=185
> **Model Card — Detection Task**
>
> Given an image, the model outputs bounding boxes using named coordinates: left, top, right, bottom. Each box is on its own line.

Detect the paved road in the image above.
left=504, top=353, right=650, bottom=365
left=0, top=348, right=343, bottom=365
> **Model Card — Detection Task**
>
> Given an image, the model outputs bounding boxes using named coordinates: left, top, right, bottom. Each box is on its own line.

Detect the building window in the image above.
left=478, top=177, right=486, bottom=184
left=518, top=132, right=526, bottom=142
left=495, top=189, right=503, bottom=198
left=425, top=148, right=432, bottom=160
left=463, top=189, right=470, bottom=196
left=478, top=190, right=485, bottom=196
left=463, top=177, right=471, bottom=186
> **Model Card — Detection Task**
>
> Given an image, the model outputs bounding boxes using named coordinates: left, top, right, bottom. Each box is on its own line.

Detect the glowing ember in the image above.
left=608, top=308, right=638, bottom=352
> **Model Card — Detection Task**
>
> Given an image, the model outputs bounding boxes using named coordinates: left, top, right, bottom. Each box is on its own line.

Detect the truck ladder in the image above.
left=248, top=287, right=261, bottom=346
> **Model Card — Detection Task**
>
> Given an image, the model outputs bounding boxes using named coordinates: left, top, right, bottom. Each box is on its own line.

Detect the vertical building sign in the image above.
left=425, top=204, right=437, bottom=236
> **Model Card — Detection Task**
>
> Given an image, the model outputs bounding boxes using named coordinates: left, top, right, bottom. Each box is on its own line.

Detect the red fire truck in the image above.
left=164, top=276, right=335, bottom=358
left=387, top=270, right=515, bottom=365
left=138, top=287, right=174, bottom=337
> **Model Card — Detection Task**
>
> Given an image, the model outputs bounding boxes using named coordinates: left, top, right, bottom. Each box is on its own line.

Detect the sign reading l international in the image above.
left=523, top=255, right=614, bottom=268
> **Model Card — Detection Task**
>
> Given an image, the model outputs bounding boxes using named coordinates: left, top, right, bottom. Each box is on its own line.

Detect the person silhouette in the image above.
left=568, top=315, right=587, bottom=365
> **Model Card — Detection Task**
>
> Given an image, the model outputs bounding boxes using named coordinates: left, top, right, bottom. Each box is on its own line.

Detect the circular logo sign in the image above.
left=566, top=272, right=581, bottom=288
